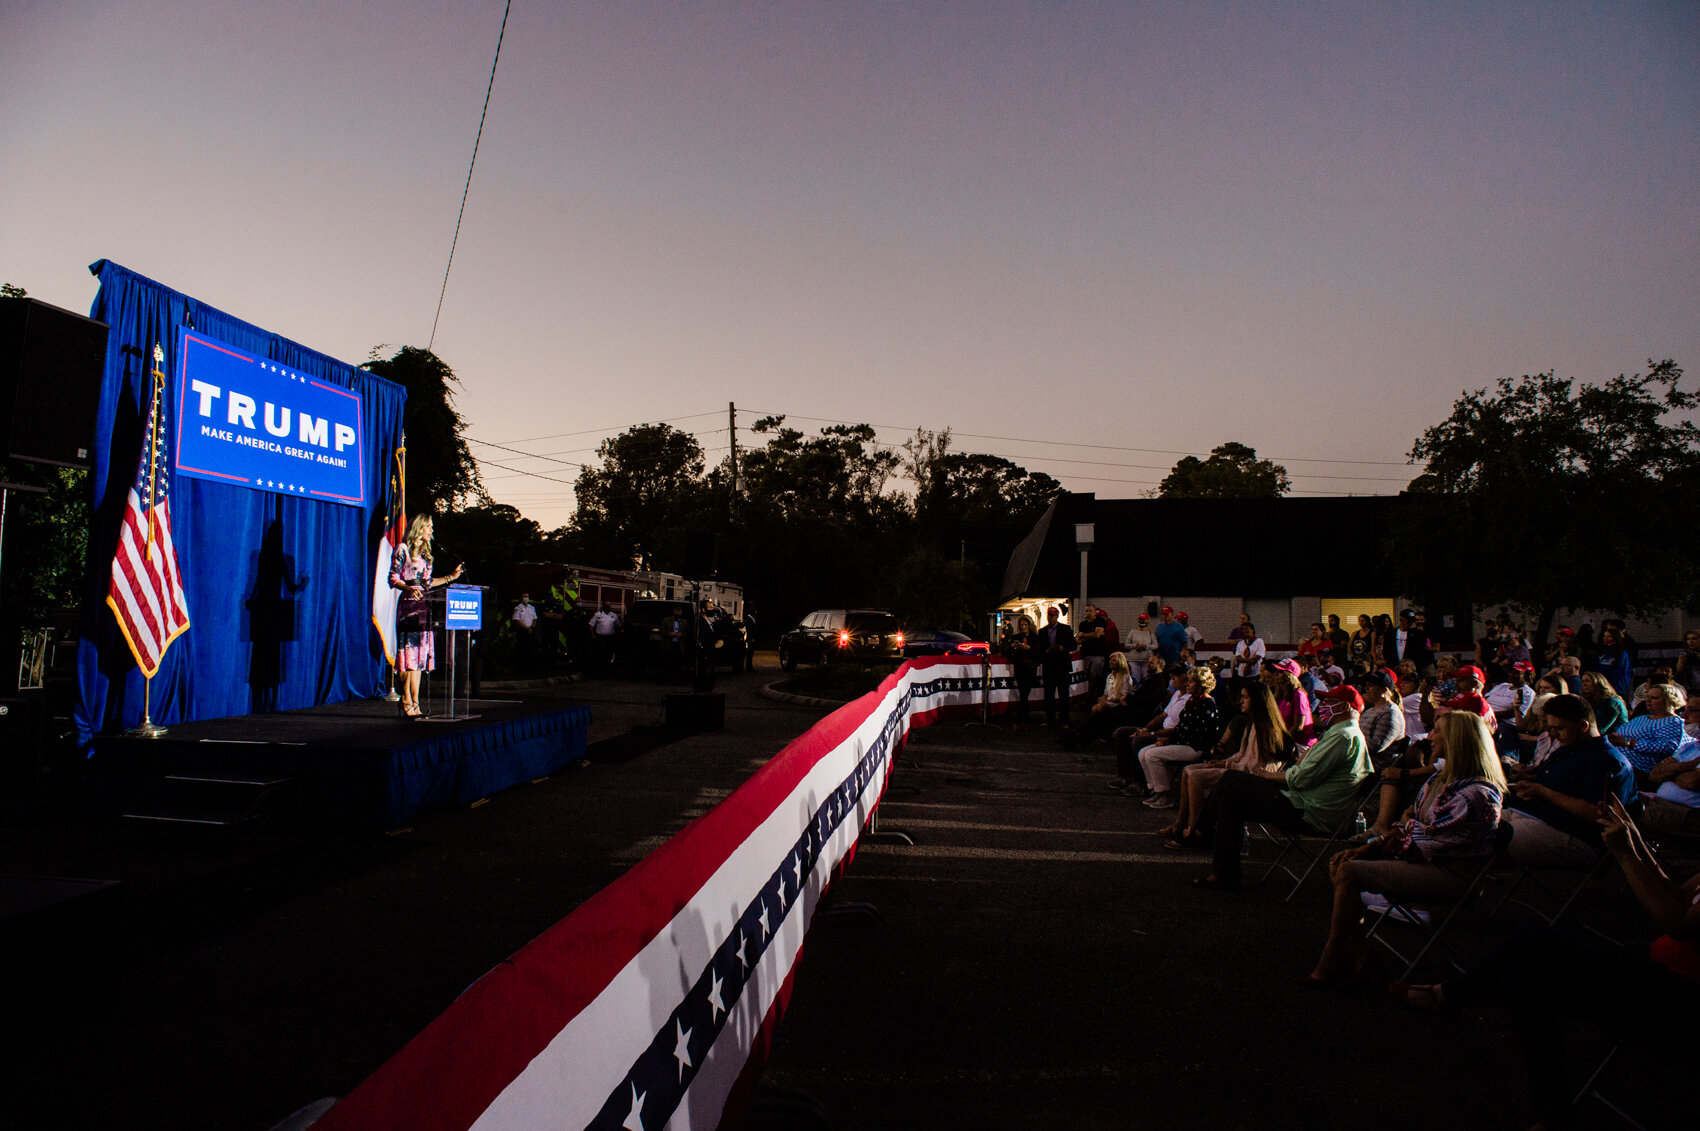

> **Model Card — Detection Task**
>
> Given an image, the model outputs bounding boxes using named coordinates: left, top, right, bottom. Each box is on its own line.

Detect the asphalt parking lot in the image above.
left=3, top=664, right=1666, bottom=1129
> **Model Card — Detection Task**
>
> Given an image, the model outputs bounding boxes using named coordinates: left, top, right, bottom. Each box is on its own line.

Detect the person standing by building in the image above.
left=588, top=602, right=621, bottom=677
left=1154, top=606, right=1188, bottom=668
left=1383, top=608, right=1434, bottom=674
left=1123, top=614, right=1156, bottom=684
left=510, top=592, right=537, bottom=670
left=1178, top=611, right=1203, bottom=653
left=1006, top=615, right=1040, bottom=730
left=1232, top=622, right=1266, bottom=688
left=1674, top=629, right=1700, bottom=698
left=1326, top=614, right=1351, bottom=669
left=511, top=593, right=536, bottom=633
left=1078, top=604, right=1111, bottom=696
left=1039, top=607, right=1078, bottom=729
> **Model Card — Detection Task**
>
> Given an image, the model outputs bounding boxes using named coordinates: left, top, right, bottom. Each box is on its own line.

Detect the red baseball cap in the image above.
left=1137, top=614, right=1149, bottom=623
left=1176, top=611, right=1189, bottom=620
left=1511, top=660, right=1534, bottom=673
left=1319, top=685, right=1364, bottom=711
left=1456, top=665, right=1485, bottom=685
left=1443, top=691, right=1495, bottom=720
left=1160, top=605, right=1174, bottom=615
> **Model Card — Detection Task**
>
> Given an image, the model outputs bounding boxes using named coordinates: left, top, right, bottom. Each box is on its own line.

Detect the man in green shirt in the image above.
left=1192, top=685, right=1375, bottom=890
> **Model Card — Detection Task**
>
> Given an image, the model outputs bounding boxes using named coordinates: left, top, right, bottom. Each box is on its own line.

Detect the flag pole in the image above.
left=382, top=442, right=405, bottom=701
left=127, top=343, right=171, bottom=738
left=131, top=674, right=167, bottom=738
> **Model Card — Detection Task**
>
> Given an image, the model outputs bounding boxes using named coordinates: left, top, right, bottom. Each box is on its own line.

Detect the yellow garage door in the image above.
left=1319, top=598, right=1397, bottom=633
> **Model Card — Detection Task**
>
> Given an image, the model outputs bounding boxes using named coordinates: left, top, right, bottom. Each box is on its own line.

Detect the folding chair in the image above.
left=1363, top=822, right=1514, bottom=979
left=1484, top=792, right=1659, bottom=945
left=1485, top=847, right=1620, bottom=945
left=1256, top=774, right=1381, bottom=902
left=1571, top=1039, right=1677, bottom=1131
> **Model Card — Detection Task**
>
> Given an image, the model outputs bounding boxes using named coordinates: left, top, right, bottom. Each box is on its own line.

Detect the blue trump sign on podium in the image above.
left=172, top=327, right=367, bottom=506
left=445, top=586, right=483, bottom=630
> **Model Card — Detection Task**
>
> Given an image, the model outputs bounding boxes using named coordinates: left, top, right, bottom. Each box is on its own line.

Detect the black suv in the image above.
left=778, top=609, right=904, bottom=670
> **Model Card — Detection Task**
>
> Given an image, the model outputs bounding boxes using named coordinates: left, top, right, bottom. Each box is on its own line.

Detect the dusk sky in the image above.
left=5, top=1, right=1697, bottom=529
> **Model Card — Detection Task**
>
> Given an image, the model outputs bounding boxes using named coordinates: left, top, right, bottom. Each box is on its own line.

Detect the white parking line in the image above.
left=858, top=844, right=1196, bottom=865
left=880, top=817, right=1144, bottom=836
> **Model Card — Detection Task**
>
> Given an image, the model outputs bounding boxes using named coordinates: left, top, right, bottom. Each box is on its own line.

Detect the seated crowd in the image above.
left=1003, top=605, right=1700, bottom=1126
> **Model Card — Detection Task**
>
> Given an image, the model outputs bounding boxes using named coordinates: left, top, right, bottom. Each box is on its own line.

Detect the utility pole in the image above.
left=728, top=401, right=738, bottom=519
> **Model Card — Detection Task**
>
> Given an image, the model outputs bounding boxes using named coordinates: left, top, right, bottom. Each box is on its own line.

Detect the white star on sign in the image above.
left=735, top=929, right=747, bottom=971
left=672, top=1019, right=693, bottom=1081
left=789, top=854, right=802, bottom=890
left=621, top=1082, right=645, bottom=1131
left=758, top=902, right=771, bottom=940
left=707, top=970, right=725, bottom=1021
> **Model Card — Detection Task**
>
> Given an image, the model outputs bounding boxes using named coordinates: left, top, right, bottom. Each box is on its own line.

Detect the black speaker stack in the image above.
left=0, top=295, right=109, bottom=470
left=1, top=296, right=109, bottom=809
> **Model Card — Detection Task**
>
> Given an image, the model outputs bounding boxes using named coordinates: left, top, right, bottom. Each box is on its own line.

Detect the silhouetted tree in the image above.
left=1158, top=442, right=1290, bottom=498
left=1386, top=359, right=1700, bottom=650
left=571, top=424, right=708, bottom=570
left=361, top=346, right=482, bottom=515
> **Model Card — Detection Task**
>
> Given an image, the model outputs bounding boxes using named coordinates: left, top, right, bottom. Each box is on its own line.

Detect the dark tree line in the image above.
left=543, top=417, right=1062, bottom=636
left=7, top=333, right=1695, bottom=657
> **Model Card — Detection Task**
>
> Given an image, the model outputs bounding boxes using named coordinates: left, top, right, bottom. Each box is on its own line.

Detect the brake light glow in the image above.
left=895, top=632, right=904, bottom=648
left=838, top=630, right=851, bottom=647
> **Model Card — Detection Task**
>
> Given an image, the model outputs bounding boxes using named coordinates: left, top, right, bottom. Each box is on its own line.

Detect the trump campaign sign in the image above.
left=172, top=327, right=367, bottom=506
left=444, top=585, right=483, bottom=630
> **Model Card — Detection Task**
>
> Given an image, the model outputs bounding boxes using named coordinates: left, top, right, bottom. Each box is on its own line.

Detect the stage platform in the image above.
left=94, top=696, right=591, bottom=831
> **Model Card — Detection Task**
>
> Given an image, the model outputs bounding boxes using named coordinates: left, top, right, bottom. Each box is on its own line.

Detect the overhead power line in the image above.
left=428, top=0, right=512, bottom=351
left=493, top=410, right=727, bottom=445
left=467, top=436, right=590, bottom=471
left=466, top=403, right=1415, bottom=505
left=740, top=411, right=1416, bottom=467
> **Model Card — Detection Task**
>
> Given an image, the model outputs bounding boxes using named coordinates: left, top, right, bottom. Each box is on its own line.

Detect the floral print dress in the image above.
left=390, top=550, right=436, bottom=672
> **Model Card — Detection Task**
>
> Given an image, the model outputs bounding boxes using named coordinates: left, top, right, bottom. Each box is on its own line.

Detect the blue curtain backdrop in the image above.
left=75, top=261, right=406, bottom=743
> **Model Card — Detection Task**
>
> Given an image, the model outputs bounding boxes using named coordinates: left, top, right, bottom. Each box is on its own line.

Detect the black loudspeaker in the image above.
left=684, top=531, right=722, bottom=578
left=0, top=696, right=47, bottom=815
left=0, top=297, right=110, bottom=469
left=665, top=692, right=725, bottom=732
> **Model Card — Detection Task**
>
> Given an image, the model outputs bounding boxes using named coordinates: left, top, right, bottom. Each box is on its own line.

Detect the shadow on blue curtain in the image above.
left=75, top=261, right=406, bottom=745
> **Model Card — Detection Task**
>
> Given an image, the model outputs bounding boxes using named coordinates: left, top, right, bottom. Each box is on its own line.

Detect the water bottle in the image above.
left=1355, top=811, right=1369, bottom=838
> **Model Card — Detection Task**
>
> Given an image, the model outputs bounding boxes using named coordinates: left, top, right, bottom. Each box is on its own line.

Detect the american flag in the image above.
left=105, top=345, right=190, bottom=679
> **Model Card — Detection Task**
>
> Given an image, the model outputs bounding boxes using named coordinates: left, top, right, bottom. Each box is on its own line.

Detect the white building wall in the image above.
left=1291, top=597, right=1323, bottom=641
left=1095, top=597, right=1155, bottom=641
left=1156, top=596, right=1243, bottom=646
